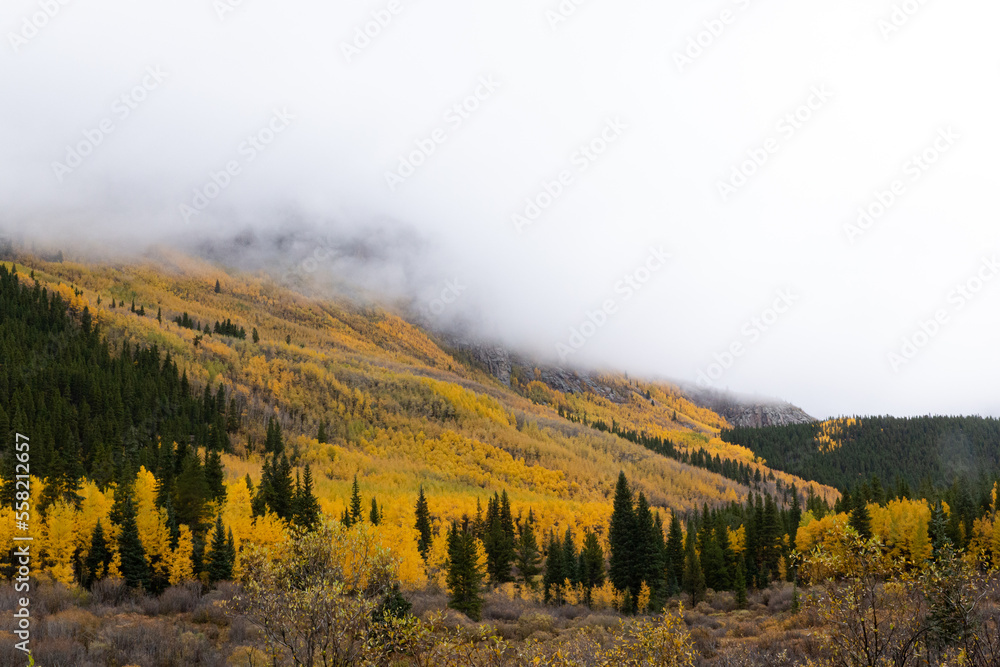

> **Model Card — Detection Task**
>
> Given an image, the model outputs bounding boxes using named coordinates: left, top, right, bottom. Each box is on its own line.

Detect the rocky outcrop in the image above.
left=681, top=385, right=814, bottom=428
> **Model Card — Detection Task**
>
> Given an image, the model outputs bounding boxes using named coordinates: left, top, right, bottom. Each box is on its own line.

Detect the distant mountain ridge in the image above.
left=445, top=336, right=816, bottom=428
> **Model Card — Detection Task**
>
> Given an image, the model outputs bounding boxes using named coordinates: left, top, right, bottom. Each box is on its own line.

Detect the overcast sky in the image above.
left=2, top=0, right=999, bottom=419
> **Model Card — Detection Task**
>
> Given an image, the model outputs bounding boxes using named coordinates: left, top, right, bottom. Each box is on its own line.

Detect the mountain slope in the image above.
left=2, top=249, right=838, bottom=544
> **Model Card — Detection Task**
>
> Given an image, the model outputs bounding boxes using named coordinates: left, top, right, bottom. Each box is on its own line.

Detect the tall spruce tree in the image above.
left=117, top=492, right=149, bottom=591
left=84, top=520, right=112, bottom=588
left=446, top=520, right=483, bottom=620
left=207, top=515, right=234, bottom=583
left=608, top=471, right=636, bottom=594
left=682, top=523, right=705, bottom=605
left=542, top=530, right=566, bottom=604
left=580, top=530, right=605, bottom=591
left=369, top=498, right=381, bottom=525
left=514, top=517, right=542, bottom=590
left=414, top=486, right=433, bottom=561
left=292, top=464, right=321, bottom=530
left=348, top=475, right=363, bottom=525
left=665, top=513, right=685, bottom=596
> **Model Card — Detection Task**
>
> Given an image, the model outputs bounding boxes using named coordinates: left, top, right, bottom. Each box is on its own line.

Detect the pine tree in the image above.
left=562, top=527, right=579, bottom=586
left=207, top=515, right=233, bottom=583
left=682, top=524, right=705, bottom=605
left=117, top=492, right=150, bottom=591
left=264, top=454, right=295, bottom=521
left=514, top=517, right=542, bottom=589
left=580, top=530, right=605, bottom=591
left=204, top=449, right=226, bottom=502
left=446, top=520, right=483, bottom=620
left=543, top=530, right=566, bottom=604
left=348, top=475, right=363, bottom=525
left=251, top=327, right=259, bottom=344
left=665, top=514, right=685, bottom=596
left=850, top=501, right=872, bottom=540
left=173, top=448, right=208, bottom=531
left=369, top=498, right=381, bottom=525
left=608, top=471, right=635, bottom=594
left=214, top=279, right=221, bottom=293
left=414, top=486, right=432, bottom=561
left=292, top=465, right=321, bottom=530
left=734, top=562, right=747, bottom=609
left=632, top=493, right=663, bottom=601
left=264, top=416, right=284, bottom=455
left=84, top=520, right=112, bottom=587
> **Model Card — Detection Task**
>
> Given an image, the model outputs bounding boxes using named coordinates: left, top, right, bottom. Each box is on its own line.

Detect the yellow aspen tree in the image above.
left=637, top=581, right=652, bottom=613
left=76, top=480, right=113, bottom=562
left=221, top=477, right=254, bottom=552
left=44, top=500, right=79, bottom=586
left=134, top=467, right=171, bottom=581
left=169, top=525, right=195, bottom=585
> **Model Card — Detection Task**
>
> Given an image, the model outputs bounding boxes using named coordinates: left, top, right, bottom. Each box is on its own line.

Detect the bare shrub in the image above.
left=156, top=581, right=203, bottom=615
left=708, top=590, right=736, bottom=613
left=31, top=636, right=85, bottom=667
left=90, top=577, right=129, bottom=606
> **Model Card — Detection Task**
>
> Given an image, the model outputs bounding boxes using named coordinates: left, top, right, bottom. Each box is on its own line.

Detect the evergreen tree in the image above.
left=580, top=530, right=605, bottom=591
left=698, top=519, right=727, bottom=592
left=317, top=419, right=328, bottom=444
left=369, top=497, right=381, bottom=525
left=562, top=527, right=579, bottom=586
left=214, top=279, right=221, bottom=293
left=483, top=491, right=515, bottom=585
left=682, top=524, right=705, bottom=605
left=84, top=520, right=112, bottom=587
left=849, top=501, right=872, bottom=540
left=665, top=513, right=685, bottom=596
left=514, top=517, right=542, bottom=590
left=292, top=465, right=321, bottom=530
left=348, top=475, right=363, bottom=525
left=632, top=493, right=664, bottom=602
left=204, top=449, right=226, bottom=503
left=117, top=493, right=149, bottom=591
left=734, top=562, right=747, bottom=609
left=207, top=515, right=234, bottom=583
left=251, top=327, right=259, bottom=344
left=173, top=448, right=208, bottom=531
left=608, top=471, right=635, bottom=594
left=543, top=530, right=566, bottom=604
left=446, top=520, right=483, bottom=620
left=414, top=486, right=432, bottom=561
left=264, top=416, right=284, bottom=455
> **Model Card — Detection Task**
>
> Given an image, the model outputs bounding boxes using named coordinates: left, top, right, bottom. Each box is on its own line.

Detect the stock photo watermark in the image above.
left=672, top=0, right=755, bottom=73
left=716, top=85, right=832, bottom=202
left=843, top=126, right=958, bottom=244
left=341, top=0, right=406, bottom=63
left=12, top=432, right=33, bottom=658
left=215, top=0, right=250, bottom=21
left=420, top=278, right=467, bottom=319
left=878, top=0, right=931, bottom=40
left=555, top=246, right=669, bottom=361
left=8, top=0, right=72, bottom=53
left=545, top=0, right=592, bottom=31
left=512, top=117, right=627, bottom=234
left=51, top=66, right=168, bottom=183
left=179, top=108, right=295, bottom=223
left=384, top=75, right=500, bottom=192
left=887, top=255, right=998, bottom=373
left=695, top=289, right=798, bottom=388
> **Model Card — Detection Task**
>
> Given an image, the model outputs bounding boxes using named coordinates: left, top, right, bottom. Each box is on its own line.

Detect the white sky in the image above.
left=2, top=0, right=999, bottom=419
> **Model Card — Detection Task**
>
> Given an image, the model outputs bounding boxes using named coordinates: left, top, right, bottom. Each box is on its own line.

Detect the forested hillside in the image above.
left=3, top=251, right=1000, bottom=665
left=721, top=416, right=1000, bottom=494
